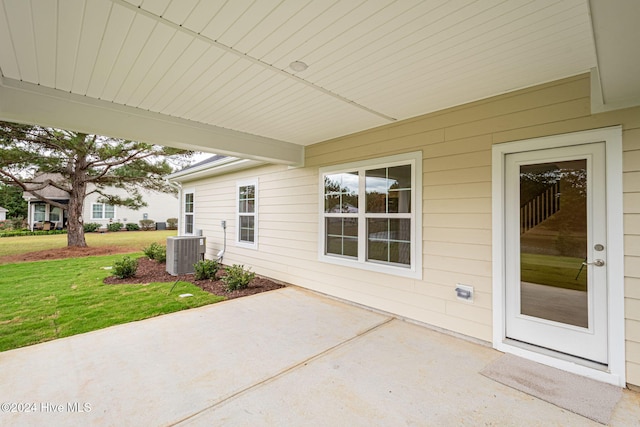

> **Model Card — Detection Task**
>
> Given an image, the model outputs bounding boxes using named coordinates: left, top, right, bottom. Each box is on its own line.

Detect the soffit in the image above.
left=0, top=0, right=597, bottom=154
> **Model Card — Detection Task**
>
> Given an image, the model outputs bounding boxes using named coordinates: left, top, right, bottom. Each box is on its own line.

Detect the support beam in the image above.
left=0, top=76, right=304, bottom=166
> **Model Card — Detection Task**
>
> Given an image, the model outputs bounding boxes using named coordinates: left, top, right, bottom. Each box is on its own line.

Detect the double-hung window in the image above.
left=319, top=151, right=422, bottom=279
left=237, top=179, right=258, bottom=249
left=92, top=203, right=115, bottom=220
left=183, top=190, right=194, bottom=235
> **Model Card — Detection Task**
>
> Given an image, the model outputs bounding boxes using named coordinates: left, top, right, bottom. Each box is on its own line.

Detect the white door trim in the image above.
left=491, top=126, right=625, bottom=387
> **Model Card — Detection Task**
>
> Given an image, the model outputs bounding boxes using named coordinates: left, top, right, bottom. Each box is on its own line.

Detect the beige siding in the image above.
left=183, top=74, right=640, bottom=387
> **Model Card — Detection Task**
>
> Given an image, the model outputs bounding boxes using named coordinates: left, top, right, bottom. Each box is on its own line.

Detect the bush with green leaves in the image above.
left=166, top=218, right=178, bottom=230
left=112, top=256, right=138, bottom=279
left=125, top=223, right=140, bottom=231
left=139, top=219, right=155, bottom=231
left=142, top=242, right=166, bottom=263
left=83, top=223, right=101, bottom=232
left=107, top=222, right=123, bottom=232
left=221, top=264, right=255, bottom=291
left=193, top=259, right=220, bottom=280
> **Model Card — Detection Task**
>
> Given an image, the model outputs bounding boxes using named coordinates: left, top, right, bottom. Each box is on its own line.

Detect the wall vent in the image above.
left=166, top=236, right=206, bottom=276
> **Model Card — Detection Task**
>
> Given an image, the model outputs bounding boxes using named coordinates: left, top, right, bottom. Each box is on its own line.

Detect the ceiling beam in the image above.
left=0, top=76, right=304, bottom=166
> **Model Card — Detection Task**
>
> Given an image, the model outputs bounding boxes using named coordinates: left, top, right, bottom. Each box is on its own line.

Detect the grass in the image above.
left=0, top=230, right=177, bottom=258
left=521, top=253, right=587, bottom=291
left=0, top=253, right=224, bottom=352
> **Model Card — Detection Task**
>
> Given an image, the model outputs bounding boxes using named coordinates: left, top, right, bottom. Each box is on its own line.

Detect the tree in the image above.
left=0, top=121, right=192, bottom=247
left=0, top=182, right=27, bottom=218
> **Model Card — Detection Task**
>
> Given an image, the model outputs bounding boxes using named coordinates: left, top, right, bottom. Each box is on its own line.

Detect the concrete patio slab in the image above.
left=0, top=286, right=638, bottom=426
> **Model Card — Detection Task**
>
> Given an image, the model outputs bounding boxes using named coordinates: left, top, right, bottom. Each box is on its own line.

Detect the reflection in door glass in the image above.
left=519, top=160, right=588, bottom=328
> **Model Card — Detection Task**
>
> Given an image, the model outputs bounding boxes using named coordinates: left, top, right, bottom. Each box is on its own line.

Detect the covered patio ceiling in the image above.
left=0, top=0, right=638, bottom=166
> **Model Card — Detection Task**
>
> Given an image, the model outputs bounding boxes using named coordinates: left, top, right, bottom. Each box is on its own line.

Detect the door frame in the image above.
left=491, top=126, right=625, bottom=386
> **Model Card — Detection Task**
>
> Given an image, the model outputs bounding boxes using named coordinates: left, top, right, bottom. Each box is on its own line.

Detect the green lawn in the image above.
left=0, top=230, right=177, bottom=258
left=521, top=253, right=587, bottom=291
left=0, top=254, right=224, bottom=352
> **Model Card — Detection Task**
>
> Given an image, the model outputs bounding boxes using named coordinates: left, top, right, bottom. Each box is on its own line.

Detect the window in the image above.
left=184, top=190, right=194, bottom=235
left=91, top=203, right=115, bottom=220
left=236, top=179, right=257, bottom=248
left=319, top=152, right=422, bottom=279
left=34, top=204, right=46, bottom=222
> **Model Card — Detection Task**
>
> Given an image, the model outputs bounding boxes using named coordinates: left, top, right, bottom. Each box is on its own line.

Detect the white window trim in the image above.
left=491, top=126, right=625, bottom=386
left=236, top=179, right=258, bottom=250
left=182, top=188, right=195, bottom=235
left=318, top=151, right=422, bottom=279
left=90, top=203, right=116, bottom=220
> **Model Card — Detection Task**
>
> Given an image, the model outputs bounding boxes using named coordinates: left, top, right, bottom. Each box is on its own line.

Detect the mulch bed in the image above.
left=103, top=257, right=285, bottom=299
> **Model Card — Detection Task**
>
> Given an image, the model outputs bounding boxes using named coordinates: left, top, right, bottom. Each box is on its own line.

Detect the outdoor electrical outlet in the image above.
left=455, top=284, right=474, bottom=302
left=221, top=220, right=226, bottom=229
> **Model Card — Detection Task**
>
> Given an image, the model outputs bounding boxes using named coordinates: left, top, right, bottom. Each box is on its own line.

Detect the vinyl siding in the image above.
left=181, top=74, right=640, bottom=386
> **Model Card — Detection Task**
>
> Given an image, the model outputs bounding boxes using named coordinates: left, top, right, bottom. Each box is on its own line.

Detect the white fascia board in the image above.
left=0, top=76, right=304, bottom=166
left=168, top=157, right=265, bottom=183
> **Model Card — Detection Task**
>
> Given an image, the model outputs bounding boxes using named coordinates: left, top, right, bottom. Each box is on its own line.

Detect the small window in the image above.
left=183, top=191, right=194, bottom=235
left=34, top=204, right=46, bottom=222
left=319, top=152, right=422, bottom=279
left=91, top=203, right=115, bottom=220
left=236, top=179, right=258, bottom=249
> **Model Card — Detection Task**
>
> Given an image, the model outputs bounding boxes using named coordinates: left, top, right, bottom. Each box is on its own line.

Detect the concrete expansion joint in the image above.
left=170, top=316, right=394, bottom=426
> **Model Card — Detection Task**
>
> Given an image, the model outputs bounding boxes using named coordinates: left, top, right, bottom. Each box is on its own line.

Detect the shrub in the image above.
left=221, top=264, right=255, bottom=291
left=83, top=223, right=101, bottom=232
left=139, top=219, right=155, bottom=231
left=125, top=223, right=140, bottom=231
left=112, top=256, right=138, bottom=279
left=193, top=259, right=220, bottom=280
left=107, top=222, right=123, bottom=232
left=0, top=229, right=67, bottom=238
left=166, top=218, right=178, bottom=230
left=142, top=242, right=166, bottom=263
left=10, top=217, right=26, bottom=230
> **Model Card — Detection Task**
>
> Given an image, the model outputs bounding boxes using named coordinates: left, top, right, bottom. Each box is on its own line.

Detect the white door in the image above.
left=505, top=142, right=608, bottom=364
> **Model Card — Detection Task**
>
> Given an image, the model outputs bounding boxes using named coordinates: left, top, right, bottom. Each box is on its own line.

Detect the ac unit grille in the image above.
left=166, top=236, right=206, bottom=276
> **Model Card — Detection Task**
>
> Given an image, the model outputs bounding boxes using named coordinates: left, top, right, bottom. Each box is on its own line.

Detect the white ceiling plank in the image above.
left=166, top=51, right=242, bottom=118
left=113, top=22, right=175, bottom=104
left=72, top=0, right=113, bottom=95
left=100, top=12, right=157, bottom=101
left=184, top=63, right=269, bottom=123
left=316, top=0, right=515, bottom=92
left=231, top=0, right=310, bottom=56
left=216, top=1, right=285, bottom=49
left=340, top=2, right=586, bottom=102
left=85, top=3, right=138, bottom=99
left=141, top=38, right=211, bottom=111
left=259, top=0, right=368, bottom=65
left=128, top=30, right=195, bottom=108
left=157, top=48, right=228, bottom=117
left=196, top=71, right=292, bottom=125
left=3, top=0, right=38, bottom=83
left=139, top=0, right=171, bottom=16
left=181, top=0, right=227, bottom=34
left=56, top=0, right=86, bottom=92
left=30, top=0, right=57, bottom=87
left=352, top=13, right=592, bottom=113
left=247, top=0, right=336, bottom=61
left=198, top=0, right=254, bottom=42
left=0, top=1, right=21, bottom=79
left=162, top=0, right=200, bottom=25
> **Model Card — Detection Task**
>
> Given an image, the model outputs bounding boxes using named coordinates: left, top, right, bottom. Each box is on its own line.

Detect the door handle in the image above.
left=582, top=259, right=605, bottom=267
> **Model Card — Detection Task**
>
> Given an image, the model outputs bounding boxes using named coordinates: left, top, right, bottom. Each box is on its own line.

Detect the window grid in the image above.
left=237, top=181, right=258, bottom=248
left=319, top=152, right=421, bottom=279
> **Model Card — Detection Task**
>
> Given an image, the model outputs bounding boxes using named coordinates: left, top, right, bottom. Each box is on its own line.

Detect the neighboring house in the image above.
left=169, top=74, right=640, bottom=388
left=22, top=173, right=178, bottom=230
left=0, top=206, right=7, bottom=221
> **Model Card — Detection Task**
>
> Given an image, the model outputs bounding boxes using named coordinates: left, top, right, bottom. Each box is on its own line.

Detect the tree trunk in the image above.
left=66, top=189, right=86, bottom=247
left=66, top=153, right=88, bottom=247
